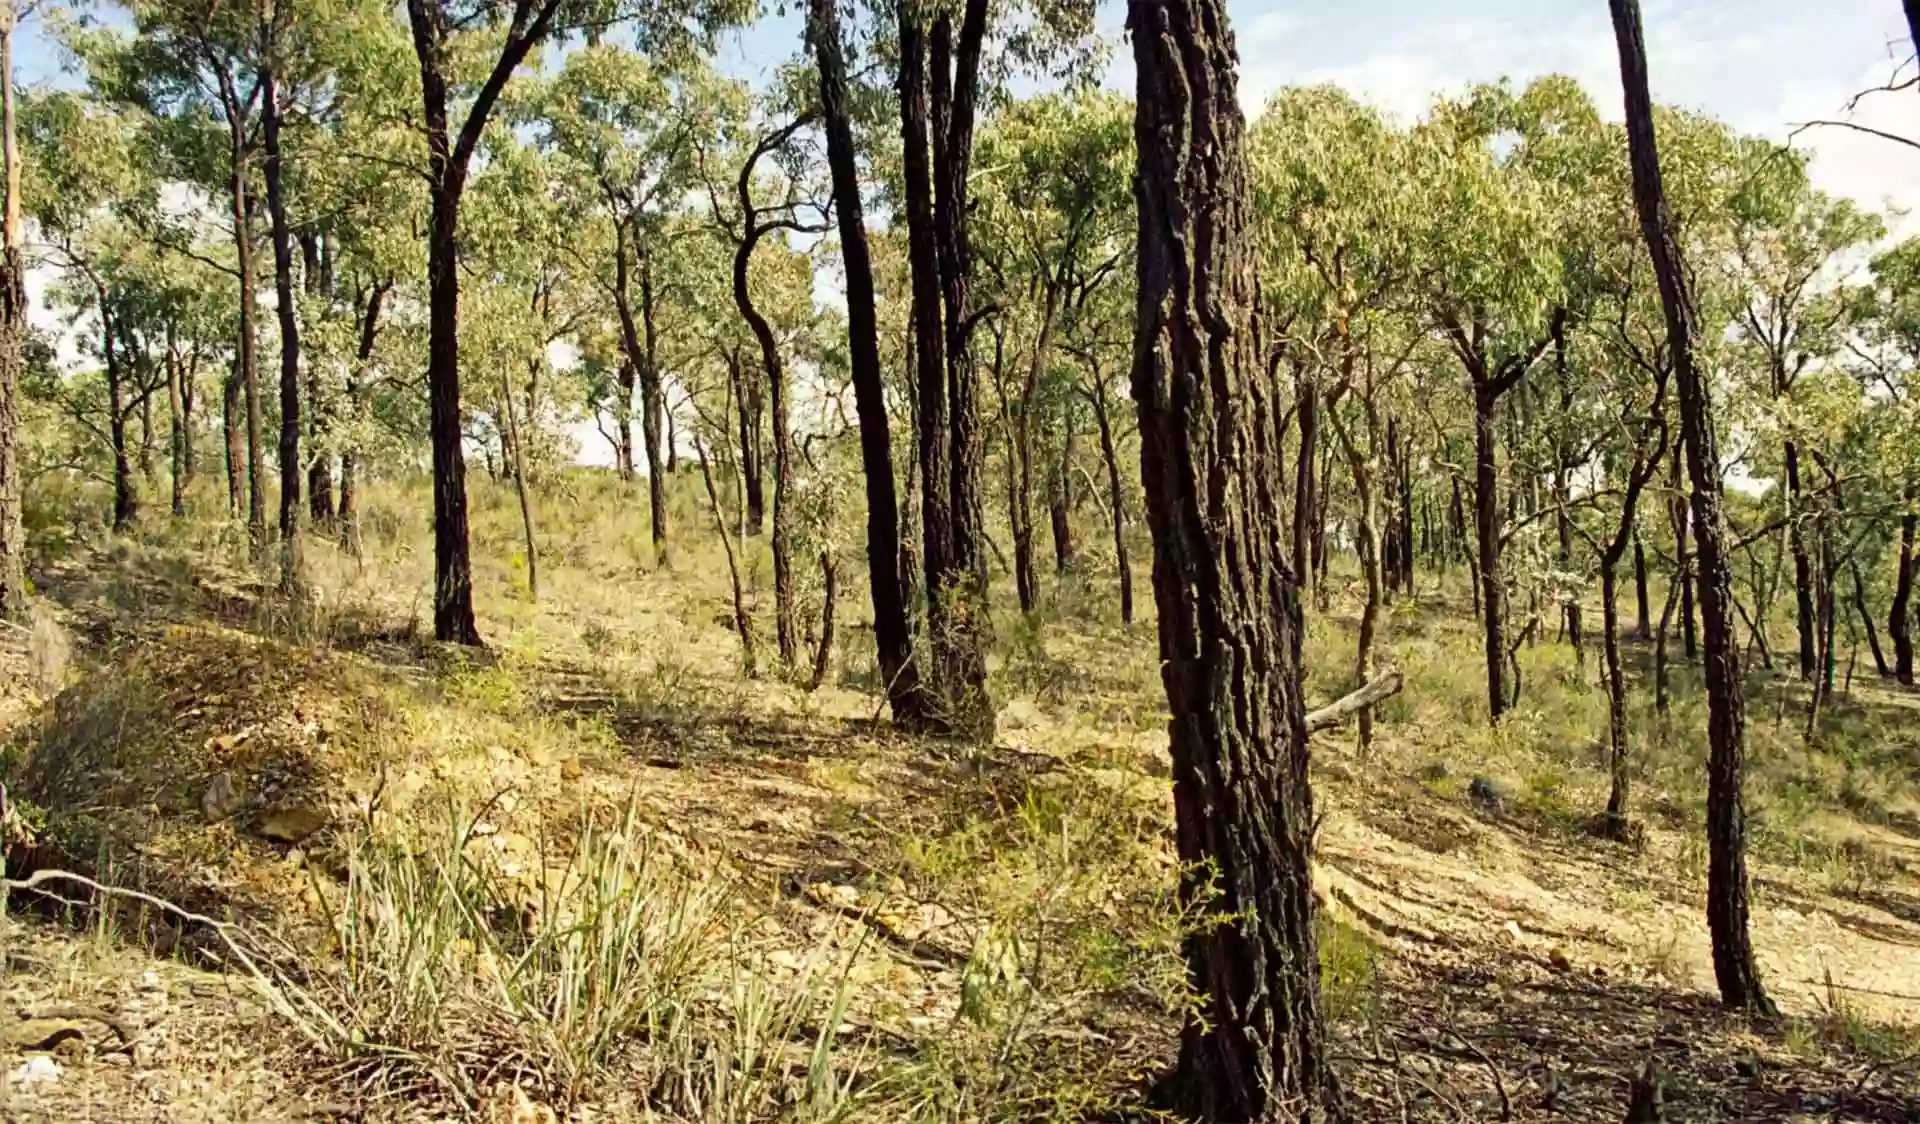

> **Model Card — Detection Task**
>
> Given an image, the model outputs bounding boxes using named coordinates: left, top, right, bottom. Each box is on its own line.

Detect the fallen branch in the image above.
left=1306, top=671, right=1406, bottom=733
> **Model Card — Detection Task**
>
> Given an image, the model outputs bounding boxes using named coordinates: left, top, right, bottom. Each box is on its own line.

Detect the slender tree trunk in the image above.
left=697, top=437, right=755, bottom=677
left=1474, top=382, right=1508, bottom=722
left=1334, top=410, right=1383, bottom=752
left=1089, top=373, right=1132, bottom=624
left=0, top=7, right=23, bottom=619
left=1292, top=365, right=1318, bottom=594
left=228, top=129, right=265, bottom=556
left=340, top=279, right=387, bottom=557
left=731, top=349, right=765, bottom=534
left=223, top=364, right=244, bottom=516
left=501, top=365, right=538, bottom=600
left=1849, top=562, right=1888, bottom=678
left=422, top=185, right=482, bottom=644
left=1612, top=0, right=1773, bottom=1015
left=264, top=74, right=304, bottom=593
left=1785, top=439, right=1817, bottom=679
left=302, top=230, right=336, bottom=529
left=102, top=303, right=137, bottom=531
left=1888, top=501, right=1914, bottom=685
left=809, top=544, right=836, bottom=692
left=1672, top=443, right=1697, bottom=660
left=1130, top=0, right=1337, bottom=1116
left=1633, top=531, right=1652, bottom=639
left=612, top=226, right=668, bottom=550
left=730, top=184, right=798, bottom=664
left=1049, top=393, right=1075, bottom=574
left=811, top=0, right=925, bottom=726
left=166, top=333, right=185, bottom=517
left=1601, top=565, right=1631, bottom=831
left=614, top=361, right=636, bottom=481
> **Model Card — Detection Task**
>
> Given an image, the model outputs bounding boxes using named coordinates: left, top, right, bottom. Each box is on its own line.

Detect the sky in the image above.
left=16, top=1, right=1920, bottom=466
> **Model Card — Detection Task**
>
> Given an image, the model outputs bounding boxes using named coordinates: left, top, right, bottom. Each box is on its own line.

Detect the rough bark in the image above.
left=264, top=72, right=304, bottom=593
left=223, top=364, right=244, bottom=516
left=1633, top=531, right=1652, bottom=639
left=1611, top=0, right=1773, bottom=1015
left=1474, top=380, right=1509, bottom=721
left=1048, top=393, right=1076, bottom=573
left=101, top=301, right=137, bottom=531
left=0, top=9, right=22, bottom=619
left=1889, top=500, right=1914, bottom=685
left=228, top=118, right=265, bottom=556
left=810, top=0, right=925, bottom=725
left=1129, top=0, right=1338, bottom=1116
left=165, top=330, right=186, bottom=517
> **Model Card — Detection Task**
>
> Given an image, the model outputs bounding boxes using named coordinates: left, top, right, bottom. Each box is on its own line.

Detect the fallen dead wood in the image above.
left=1306, top=670, right=1405, bottom=732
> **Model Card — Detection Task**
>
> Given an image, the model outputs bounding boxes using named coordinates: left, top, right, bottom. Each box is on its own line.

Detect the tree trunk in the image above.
left=1474, top=381, right=1509, bottom=722
left=1888, top=501, right=1914, bottom=685
left=809, top=544, right=836, bottom=692
left=166, top=332, right=185, bottom=517
left=1600, top=565, right=1634, bottom=836
left=228, top=128, right=265, bottom=556
left=422, top=185, right=483, bottom=644
left=223, top=363, right=243, bottom=516
left=1611, top=0, right=1774, bottom=1015
left=615, top=361, right=636, bottom=481
left=1129, top=0, right=1338, bottom=1116
left=0, top=10, right=23, bottom=620
left=102, top=303, right=137, bottom=531
left=1633, top=532, right=1652, bottom=639
left=340, top=280, right=387, bottom=557
left=731, top=348, right=765, bottom=534
left=612, top=225, right=668, bottom=550
left=697, top=437, right=755, bottom=677
left=264, top=73, right=304, bottom=593
left=302, top=230, right=337, bottom=529
left=1089, top=372, right=1132, bottom=624
left=729, top=172, right=798, bottom=663
left=501, top=365, right=539, bottom=600
left=1785, top=439, right=1817, bottom=679
left=1672, top=443, right=1697, bottom=661
left=1849, top=562, right=1889, bottom=678
left=1292, top=364, right=1318, bottom=593
left=1048, top=393, right=1075, bottom=574
left=810, top=0, right=925, bottom=726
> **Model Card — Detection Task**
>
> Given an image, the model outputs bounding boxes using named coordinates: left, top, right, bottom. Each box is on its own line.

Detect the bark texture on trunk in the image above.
left=1611, top=0, right=1773, bottom=1015
left=1129, top=0, right=1337, bottom=1116
left=264, top=73, right=304, bottom=593
left=0, top=14, right=22, bottom=619
left=1889, top=501, right=1914, bottom=685
left=810, top=0, right=925, bottom=726
left=340, top=279, right=389, bottom=556
left=1086, top=369, right=1132, bottom=624
left=223, top=364, right=244, bottom=515
left=229, top=127, right=265, bottom=555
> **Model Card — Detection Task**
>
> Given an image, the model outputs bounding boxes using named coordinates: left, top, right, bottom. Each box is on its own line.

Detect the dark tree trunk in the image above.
left=1474, top=382, right=1508, bottom=722
left=223, top=364, right=244, bottom=516
left=1785, top=439, right=1816, bottom=679
left=1049, top=394, right=1076, bottom=574
left=1633, top=531, right=1652, bottom=639
left=1850, top=562, right=1889, bottom=678
left=1601, top=567, right=1631, bottom=828
left=1672, top=443, right=1697, bottom=660
left=1888, top=500, right=1914, bottom=685
left=809, top=544, right=837, bottom=691
left=810, top=0, right=925, bottom=726
left=422, top=186, right=482, bottom=643
left=697, top=438, right=756, bottom=677
left=1554, top=321, right=1582, bottom=660
left=1087, top=370, right=1132, bottom=624
left=1292, top=365, right=1318, bottom=592
left=264, top=74, right=304, bottom=592
left=1611, top=0, right=1774, bottom=1015
left=228, top=128, right=265, bottom=555
left=301, top=230, right=336, bottom=529
left=614, top=361, right=636, bottom=480
left=612, top=225, right=668, bottom=549
left=1129, top=0, right=1337, bottom=1117
left=101, top=303, right=138, bottom=531
left=726, top=132, right=802, bottom=664
left=732, top=348, right=765, bottom=535
left=165, top=329, right=186, bottom=517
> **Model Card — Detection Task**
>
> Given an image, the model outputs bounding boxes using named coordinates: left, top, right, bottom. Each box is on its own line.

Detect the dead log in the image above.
left=1305, top=670, right=1405, bottom=733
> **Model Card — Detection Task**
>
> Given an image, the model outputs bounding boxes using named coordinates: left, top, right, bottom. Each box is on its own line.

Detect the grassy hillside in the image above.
left=0, top=471, right=1914, bottom=1122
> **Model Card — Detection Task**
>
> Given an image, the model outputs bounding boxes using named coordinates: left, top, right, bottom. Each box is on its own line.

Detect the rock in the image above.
left=2, top=1020, right=86, bottom=1052
left=8, top=1055, right=60, bottom=1086
left=1468, top=776, right=1508, bottom=811
left=1548, top=946, right=1572, bottom=972
left=201, top=772, right=247, bottom=822
left=560, top=757, right=582, bottom=781
left=254, top=804, right=329, bottom=845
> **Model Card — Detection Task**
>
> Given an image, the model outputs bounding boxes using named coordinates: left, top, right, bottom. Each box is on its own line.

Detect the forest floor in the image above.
left=0, top=473, right=1916, bottom=1122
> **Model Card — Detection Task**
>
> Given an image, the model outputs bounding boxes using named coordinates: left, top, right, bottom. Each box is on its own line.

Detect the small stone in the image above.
left=1549, top=946, right=1571, bottom=972
left=201, top=772, right=247, bottom=822
left=255, top=804, right=329, bottom=845
left=1469, top=777, right=1508, bottom=811
left=9, top=1055, right=60, bottom=1086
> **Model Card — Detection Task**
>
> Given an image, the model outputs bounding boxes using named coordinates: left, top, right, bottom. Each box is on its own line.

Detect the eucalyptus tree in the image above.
left=1611, top=0, right=1774, bottom=1016
left=1851, top=238, right=1920, bottom=683
left=1411, top=79, right=1588, bottom=722
left=1725, top=150, right=1883, bottom=679
left=0, top=0, right=34, bottom=617
left=1250, top=85, right=1422, bottom=745
left=696, top=77, right=831, bottom=669
left=973, top=89, right=1130, bottom=615
left=402, top=0, right=745, bottom=643
left=807, top=0, right=926, bottom=728
left=1130, top=0, right=1337, bottom=1114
